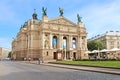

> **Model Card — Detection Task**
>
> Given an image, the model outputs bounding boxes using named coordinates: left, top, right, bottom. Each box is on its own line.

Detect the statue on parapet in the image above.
left=59, top=7, right=64, bottom=16
left=77, top=14, right=82, bottom=22
left=42, top=7, right=47, bottom=16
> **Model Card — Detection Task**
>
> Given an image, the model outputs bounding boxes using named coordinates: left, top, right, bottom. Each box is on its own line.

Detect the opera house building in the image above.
left=12, top=8, right=88, bottom=61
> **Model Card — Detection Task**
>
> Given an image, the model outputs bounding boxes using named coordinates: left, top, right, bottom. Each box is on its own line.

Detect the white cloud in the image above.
left=1, top=0, right=120, bottom=49
left=67, top=0, right=120, bottom=38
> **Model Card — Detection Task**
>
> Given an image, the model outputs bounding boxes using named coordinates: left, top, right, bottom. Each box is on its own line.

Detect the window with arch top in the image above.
left=72, top=38, right=76, bottom=49
left=52, top=36, right=57, bottom=48
left=63, top=37, right=67, bottom=49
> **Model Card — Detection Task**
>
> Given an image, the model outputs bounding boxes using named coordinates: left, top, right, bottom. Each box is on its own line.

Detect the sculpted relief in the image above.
left=49, top=18, right=75, bottom=26
left=82, top=36, right=86, bottom=50
left=44, top=34, right=50, bottom=49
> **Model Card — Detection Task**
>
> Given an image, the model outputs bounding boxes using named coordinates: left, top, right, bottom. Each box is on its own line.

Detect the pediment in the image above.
left=48, top=16, right=76, bottom=26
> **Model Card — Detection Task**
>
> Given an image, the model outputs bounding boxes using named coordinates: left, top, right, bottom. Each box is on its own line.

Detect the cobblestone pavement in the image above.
left=0, top=61, right=120, bottom=80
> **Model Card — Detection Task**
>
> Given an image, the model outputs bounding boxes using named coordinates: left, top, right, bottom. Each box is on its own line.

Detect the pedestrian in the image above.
left=38, top=58, right=41, bottom=64
left=24, top=57, right=27, bottom=61
left=41, top=58, right=44, bottom=63
left=28, top=57, right=31, bottom=62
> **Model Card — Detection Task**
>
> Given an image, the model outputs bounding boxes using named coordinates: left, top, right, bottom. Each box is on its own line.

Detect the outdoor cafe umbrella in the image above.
left=110, top=48, right=120, bottom=51
left=100, top=49, right=108, bottom=52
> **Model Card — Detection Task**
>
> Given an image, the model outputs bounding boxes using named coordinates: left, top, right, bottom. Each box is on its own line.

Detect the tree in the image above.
left=8, top=51, right=11, bottom=58
left=87, top=40, right=104, bottom=51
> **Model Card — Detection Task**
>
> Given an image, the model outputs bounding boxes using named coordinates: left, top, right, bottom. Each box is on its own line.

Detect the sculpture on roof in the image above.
left=77, top=14, right=82, bottom=22
left=32, top=9, right=38, bottom=19
left=42, top=7, right=47, bottom=16
left=59, top=7, right=64, bottom=16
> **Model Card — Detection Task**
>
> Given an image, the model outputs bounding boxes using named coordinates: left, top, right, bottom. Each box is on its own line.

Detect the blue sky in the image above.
left=0, top=0, right=120, bottom=50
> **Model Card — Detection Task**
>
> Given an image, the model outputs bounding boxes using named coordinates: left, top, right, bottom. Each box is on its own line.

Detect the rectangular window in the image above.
left=110, top=41, right=114, bottom=45
left=110, top=46, right=114, bottom=49
left=46, top=52, right=48, bottom=56
left=118, top=46, right=120, bottom=48
left=117, top=42, right=119, bottom=45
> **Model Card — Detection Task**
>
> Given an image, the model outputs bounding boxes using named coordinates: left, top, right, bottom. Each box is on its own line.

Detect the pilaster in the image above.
left=80, top=36, right=82, bottom=50
left=60, top=34, right=63, bottom=49
left=69, top=35, right=72, bottom=50
left=50, top=33, right=53, bottom=49
left=42, top=32, right=45, bottom=49
left=85, top=37, right=88, bottom=50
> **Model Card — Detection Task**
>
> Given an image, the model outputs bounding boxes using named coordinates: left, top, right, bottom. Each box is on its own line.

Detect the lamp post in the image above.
left=70, top=48, right=73, bottom=60
left=64, top=48, right=66, bottom=60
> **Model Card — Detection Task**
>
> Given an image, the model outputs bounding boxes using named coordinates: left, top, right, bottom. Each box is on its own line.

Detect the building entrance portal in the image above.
left=73, top=52, right=76, bottom=60
left=53, top=52, right=57, bottom=59
left=62, top=50, right=71, bottom=60
left=66, top=52, right=70, bottom=59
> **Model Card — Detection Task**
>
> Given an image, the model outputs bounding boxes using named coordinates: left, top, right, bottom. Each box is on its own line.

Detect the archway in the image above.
left=73, top=52, right=76, bottom=60
left=52, top=36, right=57, bottom=49
left=53, top=52, right=57, bottom=59
left=63, top=37, right=67, bottom=60
left=63, top=37, right=67, bottom=49
left=72, top=38, right=76, bottom=49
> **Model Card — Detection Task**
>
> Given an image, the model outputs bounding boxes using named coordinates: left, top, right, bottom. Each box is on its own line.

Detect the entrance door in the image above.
left=53, top=52, right=57, bottom=59
left=73, top=52, right=76, bottom=60
left=66, top=52, right=70, bottom=59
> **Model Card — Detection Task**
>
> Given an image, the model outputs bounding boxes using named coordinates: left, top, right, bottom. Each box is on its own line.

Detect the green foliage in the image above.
left=56, top=61, right=120, bottom=68
left=8, top=51, right=11, bottom=58
left=87, top=40, right=104, bottom=51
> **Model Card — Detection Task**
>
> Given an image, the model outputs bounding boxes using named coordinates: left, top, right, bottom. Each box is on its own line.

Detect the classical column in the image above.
left=26, top=34, right=29, bottom=59
left=64, top=48, right=66, bottom=60
left=42, top=32, right=45, bottom=49
left=50, top=33, right=53, bottom=49
left=58, top=34, right=61, bottom=49
left=68, top=35, right=70, bottom=49
left=27, top=35, right=29, bottom=49
left=69, top=35, right=72, bottom=49
left=30, top=33, right=33, bottom=48
left=85, top=37, right=88, bottom=50
left=66, top=36, right=69, bottom=49
left=82, top=37, right=86, bottom=50
left=60, top=34, right=63, bottom=49
left=80, top=36, right=82, bottom=50
left=69, top=35, right=73, bottom=60
left=60, top=35, right=63, bottom=59
left=77, top=36, right=80, bottom=49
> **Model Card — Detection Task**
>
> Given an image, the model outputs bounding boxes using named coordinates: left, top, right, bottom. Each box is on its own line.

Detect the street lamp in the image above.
left=63, top=48, right=66, bottom=60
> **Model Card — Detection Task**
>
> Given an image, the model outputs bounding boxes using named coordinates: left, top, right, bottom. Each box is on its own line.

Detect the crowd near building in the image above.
left=12, top=8, right=88, bottom=61
left=0, top=47, right=11, bottom=60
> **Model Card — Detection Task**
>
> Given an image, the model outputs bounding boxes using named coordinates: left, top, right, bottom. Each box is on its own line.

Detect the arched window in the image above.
left=63, top=37, right=67, bottom=49
left=72, top=38, right=76, bottom=48
left=52, top=36, right=57, bottom=48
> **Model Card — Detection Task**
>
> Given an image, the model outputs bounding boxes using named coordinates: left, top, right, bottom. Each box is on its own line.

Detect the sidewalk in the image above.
left=26, top=61, right=120, bottom=75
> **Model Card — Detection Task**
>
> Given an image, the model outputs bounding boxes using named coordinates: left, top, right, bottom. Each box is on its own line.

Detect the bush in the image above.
left=75, top=59, right=118, bottom=61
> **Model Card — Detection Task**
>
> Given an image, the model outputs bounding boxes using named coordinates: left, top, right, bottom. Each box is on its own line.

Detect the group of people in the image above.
left=23, top=57, right=44, bottom=64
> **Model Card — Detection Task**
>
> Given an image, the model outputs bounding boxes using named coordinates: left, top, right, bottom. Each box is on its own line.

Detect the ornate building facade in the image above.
left=88, top=31, right=120, bottom=50
left=12, top=8, right=88, bottom=61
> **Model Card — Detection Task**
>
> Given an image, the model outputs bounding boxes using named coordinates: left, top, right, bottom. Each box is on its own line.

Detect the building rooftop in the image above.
left=88, top=31, right=120, bottom=41
left=105, top=31, right=120, bottom=36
